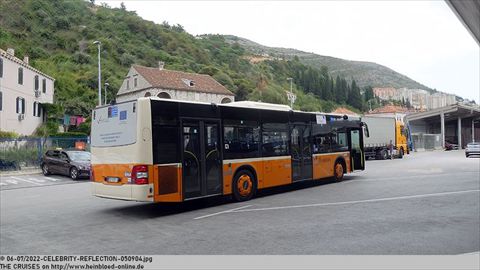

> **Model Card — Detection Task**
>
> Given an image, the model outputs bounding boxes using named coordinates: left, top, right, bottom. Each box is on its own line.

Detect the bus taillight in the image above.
left=132, top=165, right=149, bottom=185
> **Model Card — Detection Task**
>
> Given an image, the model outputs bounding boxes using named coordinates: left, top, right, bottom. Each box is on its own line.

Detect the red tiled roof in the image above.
left=130, top=65, right=233, bottom=96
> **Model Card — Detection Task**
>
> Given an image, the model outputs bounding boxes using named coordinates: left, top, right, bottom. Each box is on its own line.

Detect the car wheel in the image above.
left=70, top=167, right=79, bottom=180
left=42, top=164, right=50, bottom=176
left=232, top=169, right=257, bottom=202
left=333, top=161, right=345, bottom=182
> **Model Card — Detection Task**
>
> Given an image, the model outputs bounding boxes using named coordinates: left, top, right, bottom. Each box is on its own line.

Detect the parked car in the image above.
left=41, top=149, right=91, bottom=180
left=465, top=142, right=480, bottom=157
left=445, top=141, right=459, bottom=151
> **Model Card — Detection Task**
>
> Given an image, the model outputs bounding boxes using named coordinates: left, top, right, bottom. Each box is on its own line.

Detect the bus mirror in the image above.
left=362, top=122, right=370, bottom=138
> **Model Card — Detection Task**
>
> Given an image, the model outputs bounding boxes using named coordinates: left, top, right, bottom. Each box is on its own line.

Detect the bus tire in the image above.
left=333, top=161, right=345, bottom=182
left=232, top=169, right=257, bottom=202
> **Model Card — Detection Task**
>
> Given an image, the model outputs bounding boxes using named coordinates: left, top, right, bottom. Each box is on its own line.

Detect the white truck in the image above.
left=361, top=115, right=407, bottom=160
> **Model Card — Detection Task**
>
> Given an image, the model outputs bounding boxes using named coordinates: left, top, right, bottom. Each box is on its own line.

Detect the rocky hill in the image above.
left=223, top=35, right=433, bottom=91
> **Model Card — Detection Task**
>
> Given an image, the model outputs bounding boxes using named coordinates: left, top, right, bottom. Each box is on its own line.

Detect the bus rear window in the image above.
left=91, top=102, right=137, bottom=147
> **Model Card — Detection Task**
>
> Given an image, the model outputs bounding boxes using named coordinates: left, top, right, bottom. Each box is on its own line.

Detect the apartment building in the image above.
left=373, top=87, right=456, bottom=111
left=0, top=48, right=55, bottom=135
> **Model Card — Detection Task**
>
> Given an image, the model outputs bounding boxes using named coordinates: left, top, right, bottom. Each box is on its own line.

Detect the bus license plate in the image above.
left=105, top=177, right=120, bottom=183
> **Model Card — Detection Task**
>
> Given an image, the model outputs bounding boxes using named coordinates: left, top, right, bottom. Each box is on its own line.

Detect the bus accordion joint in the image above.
left=132, top=165, right=149, bottom=185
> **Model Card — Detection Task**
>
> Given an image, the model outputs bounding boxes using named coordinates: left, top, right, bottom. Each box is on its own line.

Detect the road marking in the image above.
left=344, top=171, right=479, bottom=183
left=458, top=251, right=480, bottom=255
left=6, top=179, right=18, bottom=185
left=29, top=177, right=46, bottom=183
left=10, top=176, right=42, bottom=186
left=43, top=176, right=59, bottom=181
left=194, top=205, right=253, bottom=220
left=231, top=189, right=480, bottom=214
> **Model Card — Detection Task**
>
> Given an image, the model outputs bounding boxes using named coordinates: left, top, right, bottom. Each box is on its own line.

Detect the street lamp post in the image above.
left=104, top=82, right=109, bottom=105
left=93, top=40, right=102, bottom=106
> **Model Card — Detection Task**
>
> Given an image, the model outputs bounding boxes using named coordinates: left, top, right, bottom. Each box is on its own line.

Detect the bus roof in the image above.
left=105, top=97, right=358, bottom=120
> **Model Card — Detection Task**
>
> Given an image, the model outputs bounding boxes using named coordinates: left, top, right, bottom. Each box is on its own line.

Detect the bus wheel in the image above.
left=333, top=161, right=345, bottom=182
left=232, top=170, right=256, bottom=202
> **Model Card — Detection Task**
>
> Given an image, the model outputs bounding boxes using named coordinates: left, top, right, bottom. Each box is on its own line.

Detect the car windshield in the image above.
left=67, top=151, right=91, bottom=161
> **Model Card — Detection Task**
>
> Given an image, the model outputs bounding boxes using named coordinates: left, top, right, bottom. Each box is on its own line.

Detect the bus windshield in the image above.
left=91, top=101, right=137, bottom=147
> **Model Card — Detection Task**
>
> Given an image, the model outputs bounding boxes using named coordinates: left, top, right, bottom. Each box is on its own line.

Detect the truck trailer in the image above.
left=361, top=115, right=408, bottom=160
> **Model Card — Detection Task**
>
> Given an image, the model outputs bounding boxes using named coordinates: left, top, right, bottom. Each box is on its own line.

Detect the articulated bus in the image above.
left=91, top=97, right=366, bottom=202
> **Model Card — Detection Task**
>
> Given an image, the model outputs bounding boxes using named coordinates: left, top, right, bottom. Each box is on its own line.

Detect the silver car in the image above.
left=465, top=142, right=480, bottom=157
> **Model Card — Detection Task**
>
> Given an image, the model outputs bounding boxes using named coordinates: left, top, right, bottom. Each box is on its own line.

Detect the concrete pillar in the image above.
left=458, top=117, right=462, bottom=149
left=473, top=119, right=476, bottom=143
left=440, top=112, right=445, bottom=148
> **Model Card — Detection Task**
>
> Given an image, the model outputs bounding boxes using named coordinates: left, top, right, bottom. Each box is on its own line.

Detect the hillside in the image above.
left=223, top=35, right=433, bottom=91
left=0, top=0, right=411, bottom=127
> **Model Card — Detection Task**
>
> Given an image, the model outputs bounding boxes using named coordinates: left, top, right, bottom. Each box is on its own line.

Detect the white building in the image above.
left=116, top=63, right=234, bottom=104
left=374, top=87, right=456, bottom=111
left=0, top=48, right=55, bottom=135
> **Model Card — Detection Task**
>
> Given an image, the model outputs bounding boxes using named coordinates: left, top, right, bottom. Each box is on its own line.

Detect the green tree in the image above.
left=347, top=80, right=363, bottom=110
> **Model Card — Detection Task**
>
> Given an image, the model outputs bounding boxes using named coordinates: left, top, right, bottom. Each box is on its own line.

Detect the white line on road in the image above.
left=344, top=171, right=479, bottom=183
left=458, top=251, right=480, bottom=256
left=43, top=176, right=59, bottom=181
left=10, top=176, right=43, bottom=186
left=231, top=189, right=480, bottom=214
left=28, top=177, right=46, bottom=183
left=194, top=205, right=253, bottom=220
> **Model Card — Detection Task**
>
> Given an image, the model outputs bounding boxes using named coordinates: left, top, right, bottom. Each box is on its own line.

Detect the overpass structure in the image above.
left=406, top=104, right=480, bottom=150
left=446, top=0, right=480, bottom=45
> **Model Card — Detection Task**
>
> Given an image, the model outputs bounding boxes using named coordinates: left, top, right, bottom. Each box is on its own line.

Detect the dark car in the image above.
left=465, top=142, right=480, bottom=157
left=445, top=141, right=459, bottom=151
left=41, top=149, right=91, bottom=180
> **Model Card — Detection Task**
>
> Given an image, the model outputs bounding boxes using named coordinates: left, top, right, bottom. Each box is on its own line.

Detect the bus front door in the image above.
left=182, top=120, right=222, bottom=199
left=291, top=125, right=313, bottom=181
left=349, top=128, right=364, bottom=171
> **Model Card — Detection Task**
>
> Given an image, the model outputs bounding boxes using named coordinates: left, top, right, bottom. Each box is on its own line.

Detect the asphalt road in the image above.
left=1, top=150, right=479, bottom=254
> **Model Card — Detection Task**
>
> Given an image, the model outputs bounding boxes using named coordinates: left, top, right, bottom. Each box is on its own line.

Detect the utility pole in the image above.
left=104, top=82, right=109, bottom=105
left=93, top=40, right=102, bottom=106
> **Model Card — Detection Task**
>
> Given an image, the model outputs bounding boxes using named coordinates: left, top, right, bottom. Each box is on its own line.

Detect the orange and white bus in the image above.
left=91, top=98, right=366, bottom=202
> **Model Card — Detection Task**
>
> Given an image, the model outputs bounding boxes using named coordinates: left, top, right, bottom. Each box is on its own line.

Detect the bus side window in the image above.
left=152, top=125, right=180, bottom=164
left=262, top=123, right=289, bottom=157
left=223, top=125, right=260, bottom=159
left=331, top=130, right=348, bottom=152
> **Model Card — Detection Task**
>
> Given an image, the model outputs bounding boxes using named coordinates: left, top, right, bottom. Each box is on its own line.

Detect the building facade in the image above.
left=373, top=87, right=456, bottom=111
left=0, top=48, right=55, bottom=135
left=116, top=63, right=235, bottom=104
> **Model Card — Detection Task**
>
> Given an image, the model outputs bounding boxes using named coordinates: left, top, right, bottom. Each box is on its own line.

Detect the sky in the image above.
left=103, top=0, right=479, bottom=103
